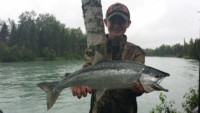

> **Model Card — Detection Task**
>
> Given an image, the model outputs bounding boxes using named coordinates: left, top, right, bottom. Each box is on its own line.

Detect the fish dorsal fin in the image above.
left=96, top=89, right=106, bottom=102
left=92, top=51, right=105, bottom=65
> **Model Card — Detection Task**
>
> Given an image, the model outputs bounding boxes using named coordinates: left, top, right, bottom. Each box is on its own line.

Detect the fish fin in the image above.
left=92, top=51, right=105, bottom=65
left=37, top=81, right=63, bottom=110
left=95, top=89, right=106, bottom=102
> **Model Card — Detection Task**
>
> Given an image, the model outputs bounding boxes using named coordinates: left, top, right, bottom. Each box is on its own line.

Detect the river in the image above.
left=0, top=57, right=199, bottom=113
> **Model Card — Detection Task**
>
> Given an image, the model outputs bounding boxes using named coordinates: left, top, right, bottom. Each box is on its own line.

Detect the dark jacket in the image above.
left=84, top=35, right=145, bottom=113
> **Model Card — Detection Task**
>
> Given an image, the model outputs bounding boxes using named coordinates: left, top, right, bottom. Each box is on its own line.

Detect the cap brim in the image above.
left=107, top=12, right=129, bottom=21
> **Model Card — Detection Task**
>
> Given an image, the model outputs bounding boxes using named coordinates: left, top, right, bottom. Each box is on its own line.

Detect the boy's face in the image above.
left=104, top=15, right=131, bottom=38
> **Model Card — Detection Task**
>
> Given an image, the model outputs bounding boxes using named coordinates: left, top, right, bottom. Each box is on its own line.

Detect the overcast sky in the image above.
left=0, top=0, right=200, bottom=49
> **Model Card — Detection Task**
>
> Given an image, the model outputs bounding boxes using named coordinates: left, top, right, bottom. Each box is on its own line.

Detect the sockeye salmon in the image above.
left=37, top=59, right=170, bottom=110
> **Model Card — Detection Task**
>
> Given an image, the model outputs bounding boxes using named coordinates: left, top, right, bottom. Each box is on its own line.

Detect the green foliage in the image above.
left=41, top=47, right=56, bottom=60
left=0, top=42, right=9, bottom=61
left=0, top=42, right=34, bottom=62
left=0, top=22, right=9, bottom=42
left=8, top=19, right=18, bottom=46
left=0, top=11, right=87, bottom=62
left=21, top=46, right=34, bottom=61
left=193, top=39, right=200, bottom=60
left=144, top=44, right=183, bottom=57
left=150, top=86, right=199, bottom=113
left=182, top=86, right=199, bottom=113
left=64, top=52, right=83, bottom=60
left=144, top=38, right=200, bottom=61
left=150, top=92, right=180, bottom=113
left=144, top=48, right=155, bottom=56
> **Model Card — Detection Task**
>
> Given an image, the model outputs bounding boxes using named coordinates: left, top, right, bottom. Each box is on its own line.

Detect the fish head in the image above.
left=139, top=66, right=170, bottom=93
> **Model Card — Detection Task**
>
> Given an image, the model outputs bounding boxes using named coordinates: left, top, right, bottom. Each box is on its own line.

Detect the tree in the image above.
left=36, top=13, right=65, bottom=56
left=144, top=38, right=199, bottom=60
left=0, top=11, right=88, bottom=62
left=193, top=38, right=200, bottom=60
left=0, top=22, right=9, bottom=43
left=18, top=11, right=38, bottom=52
left=41, top=47, right=56, bottom=60
left=8, top=20, right=18, bottom=46
left=81, top=0, right=106, bottom=57
left=171, top=44, right=183, bottom=57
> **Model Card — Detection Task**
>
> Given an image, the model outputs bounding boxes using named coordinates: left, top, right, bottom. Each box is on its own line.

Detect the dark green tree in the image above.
left=18, top=11, right=38, bottom=54
left=144, top=38, right=199, bottom=60
left=193, top=38, right=200, bottom=60
left=8, top=20, right=18, bottom=46
left=0, top=11, right=87, bottom=62
left=0, top=22, right=9, bottom=43
left=36, top=13, right=65, bottom=56
left=171, top=44, right=183, bottom=57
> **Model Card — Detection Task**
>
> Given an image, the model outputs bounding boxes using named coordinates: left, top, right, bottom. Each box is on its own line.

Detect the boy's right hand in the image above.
left=71, top=86, right=92, bottom=99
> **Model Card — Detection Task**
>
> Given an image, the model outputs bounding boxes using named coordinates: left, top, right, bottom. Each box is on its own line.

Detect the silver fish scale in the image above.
left=62, top=60, right=144, bottom=89
left=75, top=60, right=145, bottom=75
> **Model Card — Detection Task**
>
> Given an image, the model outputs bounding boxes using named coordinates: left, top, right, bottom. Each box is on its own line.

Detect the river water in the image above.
left=0, top=57, right=199, bottom=113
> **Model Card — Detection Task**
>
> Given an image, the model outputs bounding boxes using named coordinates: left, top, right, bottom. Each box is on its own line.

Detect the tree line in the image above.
left=0, top=11, right=199, bottom=62
left=144, top=38, right=200, bottom=61
left=0, top=11, right=87, bottom=62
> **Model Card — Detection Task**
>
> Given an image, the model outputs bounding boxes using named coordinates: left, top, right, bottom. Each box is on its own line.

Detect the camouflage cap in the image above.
left=106, top=3, right=130, bottom=21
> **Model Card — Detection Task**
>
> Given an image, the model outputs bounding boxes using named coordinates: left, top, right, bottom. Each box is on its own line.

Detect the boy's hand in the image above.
left=71, top=86, right=92, bottom=99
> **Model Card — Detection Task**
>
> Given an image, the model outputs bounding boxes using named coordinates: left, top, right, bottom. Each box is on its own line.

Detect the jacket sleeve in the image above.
left=132, top=46, right=145, bottom=64
left=83, top=48, right=95, bottom=67
left=134, top=54, right=145, bottom=64
left=83, top=43, right=107, bottom=67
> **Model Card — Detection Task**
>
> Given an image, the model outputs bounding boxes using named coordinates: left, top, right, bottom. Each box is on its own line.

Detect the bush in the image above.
left=182, top=86, right=199, bottom=113
left=150, top=92, right=180, bottom=113
left=41, top=47, right=56, bottom=60
left=0, top=42, right=9, bottom=61
left=0, top=43, right=34, bottom=62
left=21, top=46, right=34, bottom=61
left=64, top=52, right=83, bottom=60
left=150, top=85, right=199, bottom=113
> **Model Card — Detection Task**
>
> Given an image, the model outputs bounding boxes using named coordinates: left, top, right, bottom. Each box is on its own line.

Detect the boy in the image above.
left=72, top=2, right=145, bottom=113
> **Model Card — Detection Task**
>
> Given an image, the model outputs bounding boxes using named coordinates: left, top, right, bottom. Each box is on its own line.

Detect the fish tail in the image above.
left=37, top=81, right=63, bottom=110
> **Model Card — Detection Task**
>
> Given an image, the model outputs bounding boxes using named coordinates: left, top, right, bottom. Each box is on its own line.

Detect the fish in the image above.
left=37, top=58, right=170, bottom=110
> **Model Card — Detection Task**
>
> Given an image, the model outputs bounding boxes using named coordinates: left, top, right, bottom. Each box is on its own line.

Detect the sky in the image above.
left=0, top=0, right=200, bottom=49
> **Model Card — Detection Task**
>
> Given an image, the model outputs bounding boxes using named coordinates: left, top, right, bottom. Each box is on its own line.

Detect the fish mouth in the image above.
left=141, top=83, right=169, bottom=93
left=140, top=76, right=169, bottom=93
left=157, top=77, right=164, bottom=84
left=139, top=69, right=170, bottom=93
left=151, top=83, right=169, bottom=92
left=154, top=77, right=169, bottom=92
